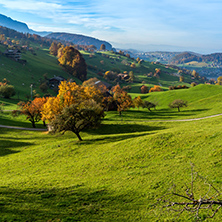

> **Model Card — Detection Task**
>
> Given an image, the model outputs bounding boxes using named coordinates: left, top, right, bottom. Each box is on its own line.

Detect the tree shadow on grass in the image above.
left=88, top=123, right=165, bottom=135
left=0, top=112, right=47, bottom=129
left=82, top=123, right=165, bottom=144
left=82, top=132, right=155, bottom=145
left=0, top=185, right=145, bottom=221
left=109, top=108, right=210, bottom=121
left=0, top=139, right=33, bottom=157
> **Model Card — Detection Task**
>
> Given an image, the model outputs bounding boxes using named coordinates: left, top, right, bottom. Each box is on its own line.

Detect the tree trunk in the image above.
left=75, top=132, right=83, bottom=141
left=31, top=121, right=36, bottom=128
left=43, top=120, right=46, bottom=127
left=178, top=107, right=180, bottom=112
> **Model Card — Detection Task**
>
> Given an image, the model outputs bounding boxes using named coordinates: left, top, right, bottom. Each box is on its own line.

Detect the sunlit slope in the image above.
left=0, top=115, right=222, bottom=221
left=0, top=45, right=72, bottom=99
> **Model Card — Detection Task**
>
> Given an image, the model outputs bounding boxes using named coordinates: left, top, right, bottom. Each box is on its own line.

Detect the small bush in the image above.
left=0, top=85, right=16, bottom=98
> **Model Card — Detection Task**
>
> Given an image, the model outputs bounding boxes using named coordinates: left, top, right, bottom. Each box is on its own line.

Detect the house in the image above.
left=117, top=73, right=129, bottom=80
left=3, top=49, right=21, bottom=61
left=94, top=80, right=112, bottom=91
left=48, top=76, right=65, bottom=89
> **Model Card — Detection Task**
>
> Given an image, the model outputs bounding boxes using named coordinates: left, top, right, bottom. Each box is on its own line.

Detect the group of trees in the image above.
left=13, top=77, right=189, bottom=140
left=49, top=42, right=87, bottom=81
left=16, top=81, right=105, bottom=141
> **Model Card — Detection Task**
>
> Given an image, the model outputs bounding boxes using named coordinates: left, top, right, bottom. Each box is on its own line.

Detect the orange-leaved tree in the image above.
left=58, top=46, right=87, bottom=81
left=149, top=85, right=162, bottom=93
left=42, top=81, right=104, bottom=141
left=112, top=85, right=134, bottom=115
left=18, top=97, right=48, bottom=128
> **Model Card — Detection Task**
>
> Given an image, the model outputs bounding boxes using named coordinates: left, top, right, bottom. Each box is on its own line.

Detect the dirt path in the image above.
left=0, top=125, right=47, bottom=131
left=142, top=113, right=222, bottom=122
left=1, top=113, right=222, bottom=131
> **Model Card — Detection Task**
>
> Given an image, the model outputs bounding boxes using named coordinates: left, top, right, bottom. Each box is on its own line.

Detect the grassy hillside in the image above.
left=82, top=51, right=188, bottom=92
left=0, top=43, right=187, bottom=102
left=1, top=82, right=222, bottom=221
left=136, top=84, right=222, bottom=118
left=0, top=113, right=222, bottom=221
left=1, top=84, right=222, bottom=128
left=0, top=44, right=74, bottom=100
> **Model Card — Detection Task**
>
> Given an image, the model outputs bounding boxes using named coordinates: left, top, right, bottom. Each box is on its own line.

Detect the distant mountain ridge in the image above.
left=0, top=13, right=113, bottom=49
left=46, top=33, right=112, bottom=50
left=0, top=14, right=50, bottom=36
left=0, top=14, right=30, bottom=33
left=170, top=52, right=222, bottom=65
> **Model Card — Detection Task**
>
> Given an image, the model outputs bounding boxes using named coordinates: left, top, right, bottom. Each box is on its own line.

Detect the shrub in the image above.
left=0, top=84, right=16, bottom=98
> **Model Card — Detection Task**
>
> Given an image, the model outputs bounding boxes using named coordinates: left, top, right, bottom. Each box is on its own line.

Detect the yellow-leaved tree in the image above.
left=42, top=81, right=104, bottom=141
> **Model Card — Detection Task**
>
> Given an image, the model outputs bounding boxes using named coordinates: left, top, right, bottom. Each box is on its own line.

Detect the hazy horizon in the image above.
left=0, top=0, right=222, bottom=54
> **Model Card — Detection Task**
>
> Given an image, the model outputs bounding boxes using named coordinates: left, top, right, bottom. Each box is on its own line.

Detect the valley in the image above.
left=0, top=15, right=222, bottom=222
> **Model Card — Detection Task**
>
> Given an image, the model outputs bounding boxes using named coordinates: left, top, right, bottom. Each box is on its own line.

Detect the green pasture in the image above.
left=0, top=45, right=74, bottom=100
left=0, top=114, right=222, bottom=221
left=1, top=84, right=222, bottom=128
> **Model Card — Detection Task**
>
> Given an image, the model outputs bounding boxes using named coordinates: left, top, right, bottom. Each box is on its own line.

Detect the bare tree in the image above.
left=157, top=164, right=222, bottom=221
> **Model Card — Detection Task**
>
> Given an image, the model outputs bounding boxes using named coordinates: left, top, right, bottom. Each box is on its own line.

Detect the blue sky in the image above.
left=0, top=0, right=222, bottom=53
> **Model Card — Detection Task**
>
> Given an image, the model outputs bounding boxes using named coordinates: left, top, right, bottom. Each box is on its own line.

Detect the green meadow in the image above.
left=0, top=84, right=222, bottom=221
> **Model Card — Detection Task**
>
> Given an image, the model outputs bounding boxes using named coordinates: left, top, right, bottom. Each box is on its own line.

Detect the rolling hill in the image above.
left=1, top=83, right=222, bottom=221
left=0, top=25, right=209, bottom=102
left=47, top=32, right=113, bottom=51
left=170, top=51, right=222, bottom=66
left=0, top=13, right=113, bottom=50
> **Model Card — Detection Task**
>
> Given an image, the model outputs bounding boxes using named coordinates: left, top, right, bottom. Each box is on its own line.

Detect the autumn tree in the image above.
left=169, top=99, right=187, bottom=112
left=49, top=42, right=59, bottom=56
left=112, top=85, right=134, bottom=115
left=192, top=70, right=199, bottom=79
left=155, top=68, right=161, bottom=75
left=50, top=100, right=104, bottom=141
left=58, top=46, right=87, bottom=81
left=130, top=63, right=136, bottom=68
left=129, top=71, right=135, bottom=82
left=57, top=44, right=64, bottom=58
left=42, top=81, right=104, bottom=141
left=191, top=82, right=197, bottom=87
left=100, top=44, right=106, bottom=51
left=133, top=96, right=144, bottom=109
left=179, top=75, right=184, bottom=82
left=125, top=53, right=130, bottom=58
left=149, top=85, right=162, bottom=93
left=104, top=71, right=117, bottom=81
left=18, top=97, right=48, bottom=128
left=141, top=85, right=148, bottom=94
left=216, top=76, right=222, bottom=85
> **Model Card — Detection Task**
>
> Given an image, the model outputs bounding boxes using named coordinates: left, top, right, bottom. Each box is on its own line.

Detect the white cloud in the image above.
left=0, top=0, right=61, bottom=11
left=1, top=0, right=222, bottom=52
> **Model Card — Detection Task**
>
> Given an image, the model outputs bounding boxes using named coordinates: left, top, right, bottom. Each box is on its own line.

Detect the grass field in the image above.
left=1, top=84, right=222, bottom=129
left=0, top=44, right=74, bottom=100
left=184, top=61, right=209, bottom=67
left=1, top=84, right=222, bottom=221
left=0, top=114, right=222, bottom=221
